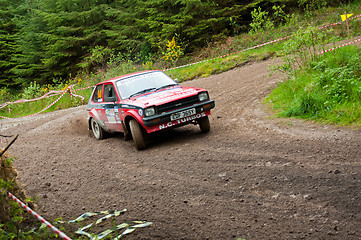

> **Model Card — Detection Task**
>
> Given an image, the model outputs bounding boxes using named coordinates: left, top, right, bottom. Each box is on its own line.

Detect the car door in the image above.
left=102, top=83, right=123, bottom=132
left=91, top=84, right=108, bottom=128
left=90, top=83, right=121, bottom=132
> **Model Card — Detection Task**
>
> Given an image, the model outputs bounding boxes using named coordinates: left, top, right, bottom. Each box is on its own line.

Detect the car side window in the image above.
left=103, top=84, right=118, bottom=102
left=93, top=85, right=103, bottom=103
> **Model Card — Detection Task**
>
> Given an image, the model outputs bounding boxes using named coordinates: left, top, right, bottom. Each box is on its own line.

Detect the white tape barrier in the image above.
left=317, top=38, right=361, bottom=55
left=0, top=85, right=86, bottom=119
left=0, top=188, right=72, bottom=240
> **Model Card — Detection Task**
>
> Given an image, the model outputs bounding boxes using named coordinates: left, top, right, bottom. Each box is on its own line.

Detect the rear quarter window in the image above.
left=93, top=85, right=103, bottom=103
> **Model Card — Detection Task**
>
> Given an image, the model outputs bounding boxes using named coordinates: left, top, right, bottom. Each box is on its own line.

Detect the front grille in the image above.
left=157, top=95, right=199, bottom=113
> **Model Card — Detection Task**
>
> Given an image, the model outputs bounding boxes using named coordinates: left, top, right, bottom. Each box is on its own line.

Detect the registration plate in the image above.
left=170, top=108, right=196, bottom=121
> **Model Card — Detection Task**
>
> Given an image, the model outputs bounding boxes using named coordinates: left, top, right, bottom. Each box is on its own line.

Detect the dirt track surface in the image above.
left=1, top=58, right=361, bottom=239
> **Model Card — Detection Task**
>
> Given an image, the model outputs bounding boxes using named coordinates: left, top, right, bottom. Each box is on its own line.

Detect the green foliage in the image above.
left=248, top=4, right=298, bottom=38
left=12, top=0, right=113, bottom=85
left=298, top=0, right=328, bottom=16
left=267, top=46, right=361, bottom=125
left=0, top=0, right=23, bottom=87
left=78, top=45, right=112, bottom=73
left=272, top=5, right=295, bottom=26
left=312, top=51, right=361, bottom=103
left=0, top=88, right=16, bottom=103
left=0, top=78, right=91, bottom=119
left=22, top=82, right=43, bottom=99
left=0, top=157, right=25, bottom=240
left=0, top=0, right=358, bottom=89
left=249, top=7, right=274, bottom=36
left=271, top=25, right=333, bottom=77
left=162, top=37, right=184, bottom=67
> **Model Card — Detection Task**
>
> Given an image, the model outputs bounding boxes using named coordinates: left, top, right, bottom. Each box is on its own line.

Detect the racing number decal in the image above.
left=97, top=89, right=102, bottom=99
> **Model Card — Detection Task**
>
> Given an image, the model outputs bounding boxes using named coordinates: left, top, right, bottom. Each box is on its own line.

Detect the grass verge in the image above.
left=266, top=45, right=361, bottom=126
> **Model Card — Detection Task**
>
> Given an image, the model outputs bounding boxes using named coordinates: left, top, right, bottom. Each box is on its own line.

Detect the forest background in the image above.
left=0, top=0, right=353, bottom=90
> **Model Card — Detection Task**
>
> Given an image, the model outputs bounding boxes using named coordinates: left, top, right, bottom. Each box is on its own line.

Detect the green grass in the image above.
left=0, top=86, right=93, bottom=119
left=266, top=45, right=361, bottom=126
left=166, top=43, right=283, bottom=81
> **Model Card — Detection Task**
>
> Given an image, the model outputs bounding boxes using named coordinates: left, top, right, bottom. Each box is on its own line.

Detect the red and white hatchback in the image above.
left=87, top=70, right=215, bottom=150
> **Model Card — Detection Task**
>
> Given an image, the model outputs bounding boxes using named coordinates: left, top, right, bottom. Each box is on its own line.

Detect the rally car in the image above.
left=87, top=70, right=215, bottom=150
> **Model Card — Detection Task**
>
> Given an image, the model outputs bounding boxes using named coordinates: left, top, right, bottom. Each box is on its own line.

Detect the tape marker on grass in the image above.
left=0, top=89, right=67, bottom=119
left=68, top=209, right=152, bottom=240
left=73, top=85, right=95, bottom=92
left=0, top=188, right=72, bottom=240
left=0, top=90, right=64, bottom=110
left=317, top=38, right=361, bottom=55
left=0, top=85, right=86, bottom=119
left=0, top=84, right=92, bottom=112
left=68, top=210, right=127, bottom=223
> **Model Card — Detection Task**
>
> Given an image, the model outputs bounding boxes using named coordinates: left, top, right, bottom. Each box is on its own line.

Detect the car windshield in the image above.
left=116, top=71, right=178, bottom=99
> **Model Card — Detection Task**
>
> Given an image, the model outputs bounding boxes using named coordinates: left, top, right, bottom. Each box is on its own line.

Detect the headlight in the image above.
left=198, top=92, right=209, bottom=102
left=144, top=107, right=156, bottom=117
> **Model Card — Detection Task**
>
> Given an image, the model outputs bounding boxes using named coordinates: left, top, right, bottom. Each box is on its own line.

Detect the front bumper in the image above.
left=142, top=100, right=215, bottom=127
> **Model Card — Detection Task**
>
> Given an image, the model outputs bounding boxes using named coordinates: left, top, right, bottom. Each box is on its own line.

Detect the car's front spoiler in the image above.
left=142, top=100, right=215, bottom=133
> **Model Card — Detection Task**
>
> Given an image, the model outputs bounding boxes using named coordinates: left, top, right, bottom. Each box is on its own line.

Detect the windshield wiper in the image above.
left=156, top=84, right=178, bottom=91
left=129, top=88, right=156, bottom=98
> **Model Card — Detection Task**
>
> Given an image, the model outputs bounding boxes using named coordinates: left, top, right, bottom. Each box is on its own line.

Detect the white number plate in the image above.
left=170, top=108, right=196, bottom=121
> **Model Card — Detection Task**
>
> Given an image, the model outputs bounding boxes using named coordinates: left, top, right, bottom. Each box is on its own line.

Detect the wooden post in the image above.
left=345, top=11, right=351, bottom=38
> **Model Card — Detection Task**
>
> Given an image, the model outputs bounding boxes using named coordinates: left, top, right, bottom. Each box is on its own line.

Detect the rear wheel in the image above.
left=198, top=116, right=210, bottom=133
left=129, top=119, right=146, bottom=150
left=91, top=118, right=106, bottom=140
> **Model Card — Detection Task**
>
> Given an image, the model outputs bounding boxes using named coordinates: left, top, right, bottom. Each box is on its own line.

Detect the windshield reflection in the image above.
left=116, top=71, right=177, bottom=99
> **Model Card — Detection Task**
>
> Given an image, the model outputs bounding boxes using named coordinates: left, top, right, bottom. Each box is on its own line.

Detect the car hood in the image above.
left=122, top=86, right=203, bottom=108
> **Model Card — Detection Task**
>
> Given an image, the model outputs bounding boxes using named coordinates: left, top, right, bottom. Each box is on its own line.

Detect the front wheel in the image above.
left=129, top=119, right=146, bottom=150
left=91, top=118, right=107, bottom=140
left=198, top=116, right=210, bottom=133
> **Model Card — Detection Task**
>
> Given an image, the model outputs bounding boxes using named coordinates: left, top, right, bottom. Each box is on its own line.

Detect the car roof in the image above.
left=96, top=70, right=162, bottom=85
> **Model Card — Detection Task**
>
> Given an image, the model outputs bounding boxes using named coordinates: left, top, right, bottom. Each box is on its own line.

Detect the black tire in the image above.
left=198, top=116, right=210, bottom=133
left=91, top=118, right=106, bottom=140
left=129, top=119, right=146, bottom=150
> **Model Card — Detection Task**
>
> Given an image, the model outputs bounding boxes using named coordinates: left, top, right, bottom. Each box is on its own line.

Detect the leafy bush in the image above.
left=21, top=82, right=43, bottom=100
left=313, top=50, right=361, bottom=102
left=249, top=7, right=274, bottom=36
left=298, top=0, right=328, bottom=15
left=0, top=88, right=16, bottom=103
left=267, top=45, right=361, bottom=125
left=271, top=25, right=334, bottom=77
left=78, top=46, right=112, bottom=73
left=162, top=37, right=184, bottom=67
left=0, top=155, right=33, bottom=239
